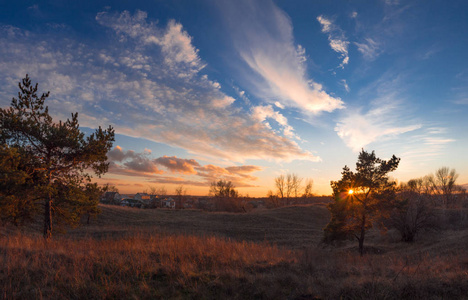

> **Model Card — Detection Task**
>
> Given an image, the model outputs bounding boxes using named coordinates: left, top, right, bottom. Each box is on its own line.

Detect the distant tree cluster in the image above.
left=267, top=174, right=314, bottom=207
left=390, top=167, right=465, bottom=242
left=0, top=75, right=114, bottom=238
left=390, top=178, right=436, bottom=243
left=209, top=180, right=251, bottom=212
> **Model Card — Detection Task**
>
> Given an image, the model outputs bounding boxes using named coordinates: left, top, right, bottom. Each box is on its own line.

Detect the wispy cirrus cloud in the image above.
left=451, top=71, right=468, bottom=105
left=340, top=79, right=350, bottom=92
left=335, top=73, right=422, bottom=152
left=0, top=10, right=316, bottom=163
left=393, top=126, right=456, bottom=175
left=335, top=102, right=421, bottom=152
left=317, top=15, right=350, bottom=69
left=217, top=0, right=343, bottom=114
left=355, top=38, right=380, bottom=60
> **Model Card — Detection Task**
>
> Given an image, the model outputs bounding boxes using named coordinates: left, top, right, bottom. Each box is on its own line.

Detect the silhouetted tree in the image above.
left=324, top=150, right=400, bottom=255
left=210, top=180, right=238, bottom=198
left=302, top=179, right=314, bottom=198
left=175, top=185, right=187, bottom=209
left=390, top=179, right=435, bottom=242
left=274, top=173, right=304, bottom=205
left=0, top=75, right=114, bottom=238
left=428, top=167, right=460, bottom=208
left=104, top=183, right=119, bottom=193
left=274, top=175, right=285, bottom=204
left=290, top=173, right=303, bottom=198
left=266, top=189, right=280, bottom=208
left=209, top=180, right=243, bottom=212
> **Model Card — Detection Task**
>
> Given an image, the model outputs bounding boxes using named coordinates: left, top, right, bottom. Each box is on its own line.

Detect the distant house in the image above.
left=161, top=197, right=175, bottom=209
left=100, top=192, right=122, bottom=204
left=134, top=193, right=151, bottom=201
left=121, top=198, right=144, bottom=208
left=133, top=193, right=151, bottom=206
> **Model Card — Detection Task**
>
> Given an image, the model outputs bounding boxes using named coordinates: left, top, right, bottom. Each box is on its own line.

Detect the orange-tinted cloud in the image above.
left=105, top=147, right=263, bottom=189
left=154, top=155, right=200, bottom=174
left=107, top=146, right=163, bottom=176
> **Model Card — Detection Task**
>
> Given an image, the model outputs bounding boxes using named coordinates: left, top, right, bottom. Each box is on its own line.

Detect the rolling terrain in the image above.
left=2, top=204, right=468, bottom=299
left=69, top=204, right=331, bottom=249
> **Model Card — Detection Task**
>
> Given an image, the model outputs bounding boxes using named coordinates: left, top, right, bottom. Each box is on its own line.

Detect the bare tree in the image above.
left=285, top=174, right=293, bottom=203
left=210, top=180, right=238, bottom=198
left=274, top=173, right=304, bottom=206
left=157, top=186, right=167, bottom=197
left=144, top=185, right=158, bottom=196
left=428, top=167, right=459, bottom=208
left=391, top=179, right=436, bottom=242
left=302, top=179, right=314, bottom=198
left=266, top=189, right=280, bottom=208
left=275, top=175, right=285, bottom=202
left=291, top=174, right=303, bottom=198
left=104, top=183, right=119, bottom=193
left=209, top=180, right=243, bottom=212
left=175, top=185, right=187, bottom=209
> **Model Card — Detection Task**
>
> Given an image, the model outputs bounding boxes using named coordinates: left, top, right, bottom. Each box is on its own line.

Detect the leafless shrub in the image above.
left=390, top=189, right=436, bottom=242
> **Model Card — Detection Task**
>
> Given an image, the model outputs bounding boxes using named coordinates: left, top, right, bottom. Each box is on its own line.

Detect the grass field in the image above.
left=69, top=204, right=331, bottom=249
left=2, top=204, right=468, bottom=299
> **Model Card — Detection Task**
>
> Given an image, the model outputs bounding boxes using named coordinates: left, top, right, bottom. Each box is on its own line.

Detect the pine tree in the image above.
left=324, top=150, right=400, bottom=255
left=0, top=75, right=114, bottom=238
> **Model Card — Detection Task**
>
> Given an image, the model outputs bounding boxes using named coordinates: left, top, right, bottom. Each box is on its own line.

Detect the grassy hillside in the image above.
left=69, top=204, right=331, bottom=249
left=2, top=204, right=468, bottom=299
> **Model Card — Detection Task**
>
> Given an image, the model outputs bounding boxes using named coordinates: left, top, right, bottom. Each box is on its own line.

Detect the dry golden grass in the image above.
left=2, top=204, right=468, bottom=299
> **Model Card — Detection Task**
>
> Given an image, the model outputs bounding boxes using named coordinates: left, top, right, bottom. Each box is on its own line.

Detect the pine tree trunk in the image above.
left=358, top=214, right=366, bottom=256
left=358, top=235, right=364, bottom=256
left=43, top=199, right=53, bottom=239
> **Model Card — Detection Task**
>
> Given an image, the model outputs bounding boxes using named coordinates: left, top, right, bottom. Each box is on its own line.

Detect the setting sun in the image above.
left=348, top=189, right=354, bottom=195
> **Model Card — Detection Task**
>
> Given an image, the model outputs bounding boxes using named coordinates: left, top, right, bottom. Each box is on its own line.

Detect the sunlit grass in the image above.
left=2, top=231, right=468, bottom=299
left=2, top=204, right=468, bottom=299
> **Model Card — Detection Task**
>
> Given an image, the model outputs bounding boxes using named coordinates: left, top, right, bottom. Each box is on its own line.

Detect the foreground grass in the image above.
left=2, top=232, right=468, bottom=299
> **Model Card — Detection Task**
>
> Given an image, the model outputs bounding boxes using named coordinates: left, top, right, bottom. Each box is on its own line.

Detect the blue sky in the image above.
left=1, top=0, right=467, bottom=196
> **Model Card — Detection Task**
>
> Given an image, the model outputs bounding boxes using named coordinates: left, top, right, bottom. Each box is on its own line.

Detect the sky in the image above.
left=1, top=0, right=467, bottom=196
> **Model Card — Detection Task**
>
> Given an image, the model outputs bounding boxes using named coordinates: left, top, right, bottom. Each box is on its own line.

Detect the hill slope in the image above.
left=69, top=204, right=331, bottom=249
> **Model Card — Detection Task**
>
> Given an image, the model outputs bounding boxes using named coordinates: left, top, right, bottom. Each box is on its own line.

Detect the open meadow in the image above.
left=2, top=204, right=468, bottom=299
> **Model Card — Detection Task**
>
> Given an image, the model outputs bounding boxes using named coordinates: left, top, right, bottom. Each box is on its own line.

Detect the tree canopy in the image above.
left=210, top=180, right=238, bottom=198
left=0, top=75, right=114, bottom=238
left=324, top=150, right=400, bottom=255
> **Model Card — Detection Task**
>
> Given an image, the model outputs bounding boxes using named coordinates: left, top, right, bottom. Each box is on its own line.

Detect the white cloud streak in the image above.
left=355, top=38, right=380, bottom=60
left=317, top=15, right=350, bottom=69
left=340, top=79, right=350, bottom=92
left=335, top=104, right=421, bottom=152
left=217, top=0, right=343, bottom=114
left=335, top=77, right=422, bottom=152
left=252, top=105, right=299, bottom=139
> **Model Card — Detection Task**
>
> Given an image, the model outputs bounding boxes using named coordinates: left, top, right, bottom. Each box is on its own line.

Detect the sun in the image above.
left=348, top=189, right=354, bottom=195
